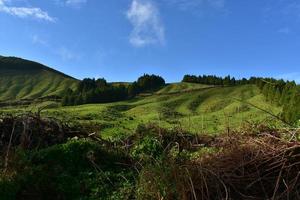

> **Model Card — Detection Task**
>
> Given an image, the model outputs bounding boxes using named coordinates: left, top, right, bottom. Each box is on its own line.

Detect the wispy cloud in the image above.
left=55, top=0, right=87, bottom=8
left=29, top=34, right=80, bottom=61
left=57, top=47, right=80, bottom=61
left=263, top=1, right=300, bottom=23
left=164, top=0, right=226, bottom=11
left=0, top=0, right=55, bottom=22
left=31, top=34, right=49, bottom=46
left=281, top=1, right=300, bottom=18
left=127, top=0, right=165, bottom=47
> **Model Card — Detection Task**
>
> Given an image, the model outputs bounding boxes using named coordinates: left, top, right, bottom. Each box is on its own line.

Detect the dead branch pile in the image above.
left=177, top=133, right=300, bottom=200
left=0, top=113, right=87, bottom=151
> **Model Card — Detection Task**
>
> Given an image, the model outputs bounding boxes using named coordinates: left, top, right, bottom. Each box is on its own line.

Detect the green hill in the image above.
left=0, top=59, right=283, bottom=137
left=0, top=56, right=78, bottom=101
left=32, top=83, right=281, bottom=138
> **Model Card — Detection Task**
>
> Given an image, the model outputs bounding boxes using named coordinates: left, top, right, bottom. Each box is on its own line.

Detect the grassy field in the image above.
left=1, top=83, right=283, bottom=139
left=155, top=82, right=213, bottom=94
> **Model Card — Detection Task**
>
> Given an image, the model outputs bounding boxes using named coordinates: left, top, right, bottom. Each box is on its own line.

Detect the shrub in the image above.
left=130, top=135, right=163, bottom=162
left=0, top=140, right=136, bottom=200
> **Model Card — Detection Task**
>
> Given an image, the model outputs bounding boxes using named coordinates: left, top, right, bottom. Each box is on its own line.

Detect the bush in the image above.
left=0, top=140, right=135, bottom=200
left=136, top=159, right=178, bottom=200
left=130, top=135, right=163, bottom=162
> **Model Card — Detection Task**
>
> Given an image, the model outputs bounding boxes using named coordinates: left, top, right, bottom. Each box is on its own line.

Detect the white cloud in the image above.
left=127, top=0, right=165, bottom=47
left=0, top=0, right=54, bottom=22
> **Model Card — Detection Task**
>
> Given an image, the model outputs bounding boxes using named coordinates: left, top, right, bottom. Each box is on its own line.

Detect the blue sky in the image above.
left=1, top=0, right=300, bottom=83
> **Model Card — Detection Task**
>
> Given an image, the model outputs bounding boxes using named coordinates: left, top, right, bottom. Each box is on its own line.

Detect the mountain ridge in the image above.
left=0, top=56, right=76, bottom=79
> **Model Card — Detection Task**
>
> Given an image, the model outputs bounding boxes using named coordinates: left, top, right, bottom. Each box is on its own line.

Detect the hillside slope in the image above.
left=33, top=83, right=282, bottom=138
left=0, top=56, right=78, bottom=101
left=156, top=82, right=213, bottom=94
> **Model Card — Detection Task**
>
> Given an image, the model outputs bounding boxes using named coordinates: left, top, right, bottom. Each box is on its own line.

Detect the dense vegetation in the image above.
left=182, top=74, right=255, bottom=85
left=62, top=74, right=165, bottom=106
left=183, top=74, right=300, bottom=125
left=1, top=115, right=300, bottom=200
left=256, top=78, right=300, bottom=125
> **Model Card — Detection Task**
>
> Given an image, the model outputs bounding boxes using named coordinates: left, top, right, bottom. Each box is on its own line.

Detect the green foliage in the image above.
left=183, top=74, right=300, bottom=125
left=282, top=86, right=300, bottom=124
left=136, top=74, right=165, bottom=92
left=182, top=74, right=258, bottom=86
left=256, top=78, right=300, bottom=124
left=62, top=74, right=166, bottom=106
left=0, top=140, right=135, bottom=200
left=128, top=82, right=140, bottom=97
left=130, top=135, right=163, bottom=161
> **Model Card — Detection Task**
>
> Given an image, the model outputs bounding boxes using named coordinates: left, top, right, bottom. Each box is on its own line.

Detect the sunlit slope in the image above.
left=156, top=82, right=212, bottom=94
left=0, top=56, right=78, bottom=101
left=39, top=83, right=282, bottom=138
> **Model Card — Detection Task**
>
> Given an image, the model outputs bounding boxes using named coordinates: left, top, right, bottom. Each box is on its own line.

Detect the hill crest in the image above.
left=0, top=56, right=75, bottom=79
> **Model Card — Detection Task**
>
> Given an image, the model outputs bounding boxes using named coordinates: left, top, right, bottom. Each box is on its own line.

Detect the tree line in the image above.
left=256, top=78, right=300, bottom=125
left=182, top=74, right=300, bottom=125
left=62, top=74, right=165, bottom=106
left=182, top=74, right=257, bottom=85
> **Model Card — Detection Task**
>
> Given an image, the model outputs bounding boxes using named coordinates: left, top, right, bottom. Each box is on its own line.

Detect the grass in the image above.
left=0, top=56, right=78, bottom=101
left=155, top=82, right=212, bottom=94
left=1, top=83, right=283, bottom=139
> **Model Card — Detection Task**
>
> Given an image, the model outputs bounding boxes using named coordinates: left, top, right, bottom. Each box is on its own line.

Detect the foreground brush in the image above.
left=136, top=126, right=300, bottom=200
